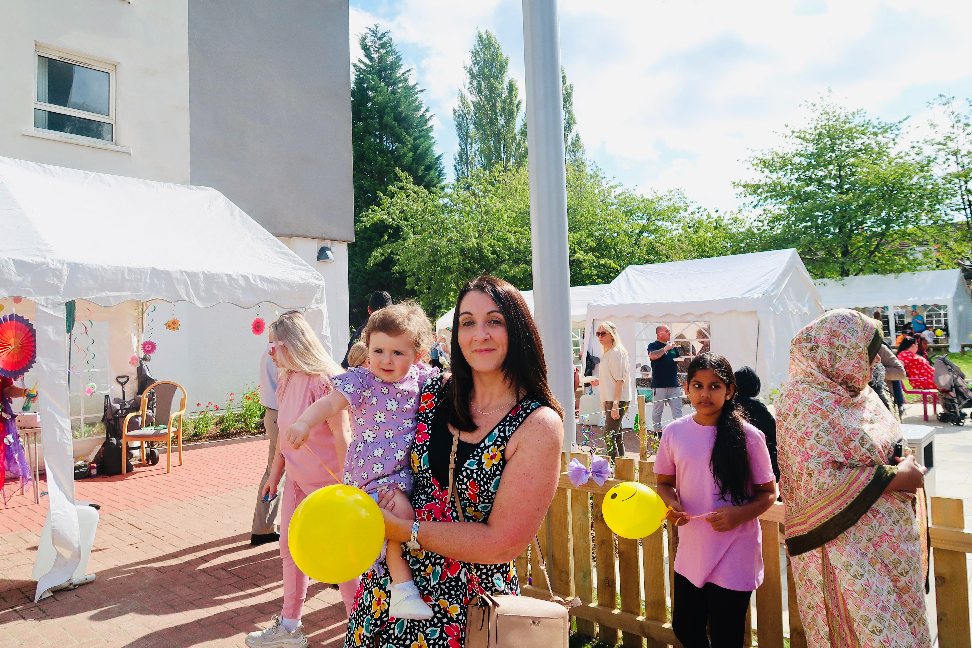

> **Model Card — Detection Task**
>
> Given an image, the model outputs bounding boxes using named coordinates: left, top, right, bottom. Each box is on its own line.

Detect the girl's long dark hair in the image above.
left=446, top=276, right=565, bottom=432
left=687, top=353, right=752, bottom=506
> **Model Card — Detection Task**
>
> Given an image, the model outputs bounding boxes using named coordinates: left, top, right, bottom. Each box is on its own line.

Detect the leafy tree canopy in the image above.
left=349, top=25, right=444, bottom=324
left=736, top=97, right=946, bottom=278
left=361, top=164, right=753, bottom=317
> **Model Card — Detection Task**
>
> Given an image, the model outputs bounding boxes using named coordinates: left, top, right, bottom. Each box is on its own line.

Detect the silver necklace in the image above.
left=471, top=394, right=516, bottom=416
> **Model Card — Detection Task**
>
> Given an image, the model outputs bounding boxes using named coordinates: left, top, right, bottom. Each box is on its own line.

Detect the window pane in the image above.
left=37, top=55, right=109, bottom=116
left=35, top=109, right=112, bottom=141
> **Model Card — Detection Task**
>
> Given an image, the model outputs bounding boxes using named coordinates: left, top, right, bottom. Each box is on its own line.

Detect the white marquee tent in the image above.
left=815, top=270, right=972, bottom=352
left=585, top=249, right=823, bottom=396
left=0, top=156, right=331, bottom=601
left=435, top=284, right=608, bottom=333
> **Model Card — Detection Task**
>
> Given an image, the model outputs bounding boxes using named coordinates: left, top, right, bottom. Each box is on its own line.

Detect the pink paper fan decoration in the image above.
left=251, top=317, right=266, bottom=336
left=141, top=340, right=157, bottom=355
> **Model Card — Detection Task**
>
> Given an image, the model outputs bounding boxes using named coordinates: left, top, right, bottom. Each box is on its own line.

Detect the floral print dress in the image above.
left=345, top=375, right=538, bottom=648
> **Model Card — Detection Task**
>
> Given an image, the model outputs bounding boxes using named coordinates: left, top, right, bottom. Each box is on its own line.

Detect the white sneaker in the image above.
left=244, top=615, right=309, bottom=648
left=389, top=585, right=434, bottom=620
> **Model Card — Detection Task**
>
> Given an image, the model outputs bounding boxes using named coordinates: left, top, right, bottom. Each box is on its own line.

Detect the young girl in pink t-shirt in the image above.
left=654, top=353, right=777, bottom=648
left=244, top=311, right=354, bottom=648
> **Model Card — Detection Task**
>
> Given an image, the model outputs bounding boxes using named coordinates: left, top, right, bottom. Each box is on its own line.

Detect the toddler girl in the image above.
left=245, top=312, right=354, bottom=648
left=654, top=353, right=777, bottom=648
left=287, top=302, right=437, bottom=620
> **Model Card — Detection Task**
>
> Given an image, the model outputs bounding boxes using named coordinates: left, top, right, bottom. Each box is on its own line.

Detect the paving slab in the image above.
left=1, top=437, right=350, bottom=647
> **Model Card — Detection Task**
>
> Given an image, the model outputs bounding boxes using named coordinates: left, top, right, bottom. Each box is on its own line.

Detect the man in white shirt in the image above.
left=251, top=343, right=280, bottom=545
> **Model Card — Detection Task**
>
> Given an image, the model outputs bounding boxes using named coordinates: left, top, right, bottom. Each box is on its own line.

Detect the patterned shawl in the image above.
left=777, top=309, right=900, bottom=555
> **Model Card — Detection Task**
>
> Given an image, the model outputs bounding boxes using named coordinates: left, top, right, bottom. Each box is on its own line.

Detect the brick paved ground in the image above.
left=1, top=437, right=350, bottom=647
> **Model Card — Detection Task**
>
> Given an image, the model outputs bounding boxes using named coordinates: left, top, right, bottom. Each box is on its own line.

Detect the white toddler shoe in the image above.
left=389, top=581, right=434, bottom=620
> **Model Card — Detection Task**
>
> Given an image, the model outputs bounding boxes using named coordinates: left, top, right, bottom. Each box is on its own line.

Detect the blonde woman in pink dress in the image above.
left=777, top=310, right=929, bottom=647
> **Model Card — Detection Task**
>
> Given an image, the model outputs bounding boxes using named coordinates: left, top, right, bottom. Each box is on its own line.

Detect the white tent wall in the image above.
left=587, top=311, right=761, bottom=422
left=815, top=269, right=972, bottom=353
left=0, top=157, right=333, bottom=601
left=33, top=304, right=80, bottom=599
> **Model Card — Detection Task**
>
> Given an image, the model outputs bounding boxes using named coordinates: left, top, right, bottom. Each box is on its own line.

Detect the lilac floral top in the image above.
left=331, top=363, right=438, bottom=496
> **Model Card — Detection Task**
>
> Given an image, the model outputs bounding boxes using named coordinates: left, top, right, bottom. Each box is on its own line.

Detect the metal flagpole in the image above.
left=522, top=0, right=575, bottom=450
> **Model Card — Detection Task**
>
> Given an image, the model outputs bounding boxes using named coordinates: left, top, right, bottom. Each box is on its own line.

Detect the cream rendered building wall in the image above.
left=0, top=0, right=190, bottom=183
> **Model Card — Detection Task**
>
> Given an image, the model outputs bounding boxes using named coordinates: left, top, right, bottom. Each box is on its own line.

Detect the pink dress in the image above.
left=654, top=415, right=775, bottom=591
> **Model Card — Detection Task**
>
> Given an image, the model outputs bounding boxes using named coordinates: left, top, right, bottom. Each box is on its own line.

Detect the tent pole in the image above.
left=522, top=0, right=575, bottom=450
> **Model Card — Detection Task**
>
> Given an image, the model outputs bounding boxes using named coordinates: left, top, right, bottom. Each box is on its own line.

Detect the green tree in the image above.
left=736, top=98, right=945, bottom=278
left=926, top=94, right=972, bottom=254
left=453, top=30, right=527, bottom=178
left=561, top=68, right=585, bottom=164
left=349, top=25, right=444, bottom=323
left=360, top=163, right=752, bottom=316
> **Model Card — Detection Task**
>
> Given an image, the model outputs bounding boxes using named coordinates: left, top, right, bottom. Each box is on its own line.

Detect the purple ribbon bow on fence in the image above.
left=567, top=456, right=613, bottom=488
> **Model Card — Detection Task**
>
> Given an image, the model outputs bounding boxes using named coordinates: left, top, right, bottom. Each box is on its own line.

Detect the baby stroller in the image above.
left=934, top=357, right=972, bottom=425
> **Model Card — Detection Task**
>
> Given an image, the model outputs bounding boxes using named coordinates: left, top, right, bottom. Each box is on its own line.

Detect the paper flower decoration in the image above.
left=141, top=340, right=157, bottom=355
left=12, top=297, right=22, bottom=304
left=0, top=313, right=37, bottom=378
left=935, top=329, right=945, bottom=337
left=567, top=456, right=613, bottom=488
left=252, top=317, right=266, bottom=336
left=85, top=383, right=96, bottom=396
left=165, top=318, right=181, bottom=331
left=130, top=355, right=139, bottom=367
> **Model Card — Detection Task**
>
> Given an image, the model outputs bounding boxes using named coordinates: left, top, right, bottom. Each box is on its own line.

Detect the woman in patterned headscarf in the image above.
left=777, top=309, right=930, bottom=647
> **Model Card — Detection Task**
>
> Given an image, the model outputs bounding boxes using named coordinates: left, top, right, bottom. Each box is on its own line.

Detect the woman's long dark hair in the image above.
left=687, top=353, right=752, bottom=506
left=446, top=276, right=565, bottom=432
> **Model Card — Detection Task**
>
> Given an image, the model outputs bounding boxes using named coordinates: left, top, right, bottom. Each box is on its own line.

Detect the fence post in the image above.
left=933, top=497, right=971, bottom=647
left=755, top=519, right=784, bottom=648
left=549, top=453, right=572, bottom=598
left=570, top=452, right=596, bottom=638
left=640, top=459, right=668, bottom=648
left=615, top=458, right=642, bottom=648
left=638, top=395, right=647, bottom=461
left=592, top=454, right=620, bottom=645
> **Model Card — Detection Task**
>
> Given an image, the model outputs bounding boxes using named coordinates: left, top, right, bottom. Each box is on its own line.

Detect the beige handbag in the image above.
left=446, top=432, right=574, bottom=648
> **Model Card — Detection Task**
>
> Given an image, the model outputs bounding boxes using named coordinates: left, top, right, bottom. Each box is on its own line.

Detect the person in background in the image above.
left=648, top=325, right=684, bottom=431
left=916, top=334, right=931, bottom=360
left=898, top=337, right=936, bottom=390
left=342, top=291, right=392, bottom=368
left=345, top=341, right=368, bottom=369
left=245, top=312, right=354, bottom=648
left=911, top=308, right=926, bottom=334
left=895, top=323, right=914, bottom=346
left=733, top=367, right=779, bottom=481
left=251, top=343, right=282, bottom=546
left=876, top=339, right=907, bottom=419
left=655, top=354, right=777, bottom=647
left=777, top=310, right=929, bottom=646
left=590, top=320, right=631, bottom=459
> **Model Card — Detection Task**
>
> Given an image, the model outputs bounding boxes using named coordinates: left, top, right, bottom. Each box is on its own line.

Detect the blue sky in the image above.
left=349, top=0, right=972, bottom=212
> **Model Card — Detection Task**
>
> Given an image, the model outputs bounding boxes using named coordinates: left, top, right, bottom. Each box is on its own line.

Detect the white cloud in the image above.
left=350, top=0, right=972, bottom=211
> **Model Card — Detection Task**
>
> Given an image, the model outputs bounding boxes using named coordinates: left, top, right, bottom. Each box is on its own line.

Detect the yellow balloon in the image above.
left=289, top=484, right=384, bottom=583
left=601, top=481, right=668, bottom=539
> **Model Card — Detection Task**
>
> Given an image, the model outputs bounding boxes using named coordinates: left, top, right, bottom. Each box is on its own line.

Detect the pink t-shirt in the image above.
left=654, top=414, right=775, bottom=591
left=276, top=371, right=342, bottom=493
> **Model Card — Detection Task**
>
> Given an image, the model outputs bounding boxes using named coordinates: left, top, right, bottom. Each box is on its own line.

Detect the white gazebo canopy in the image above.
left=585, top=249, right=823, bottom=394
left=435, top=284, right=608, bottom=333
left=0, top=156, right=330, bottom=600
left=815, top=269, right=972, bottom=351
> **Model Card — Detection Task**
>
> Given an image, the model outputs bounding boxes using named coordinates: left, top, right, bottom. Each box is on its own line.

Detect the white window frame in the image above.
left=31, top=44, right=118, bottom=146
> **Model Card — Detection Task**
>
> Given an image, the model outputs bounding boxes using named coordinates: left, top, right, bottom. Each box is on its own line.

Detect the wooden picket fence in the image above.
left=518, top=451, right=972, bottom=647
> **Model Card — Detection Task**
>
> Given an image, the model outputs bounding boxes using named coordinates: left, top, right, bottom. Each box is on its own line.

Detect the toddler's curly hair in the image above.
left=362, top=301, right=435, bottom=354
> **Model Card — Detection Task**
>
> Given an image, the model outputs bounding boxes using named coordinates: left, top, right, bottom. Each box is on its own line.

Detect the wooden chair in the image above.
left=121, top=381, right=187, bottom=474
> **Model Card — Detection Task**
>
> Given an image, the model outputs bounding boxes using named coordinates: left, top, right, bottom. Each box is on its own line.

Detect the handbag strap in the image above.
left=447, top=427, right=576, bottom=608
